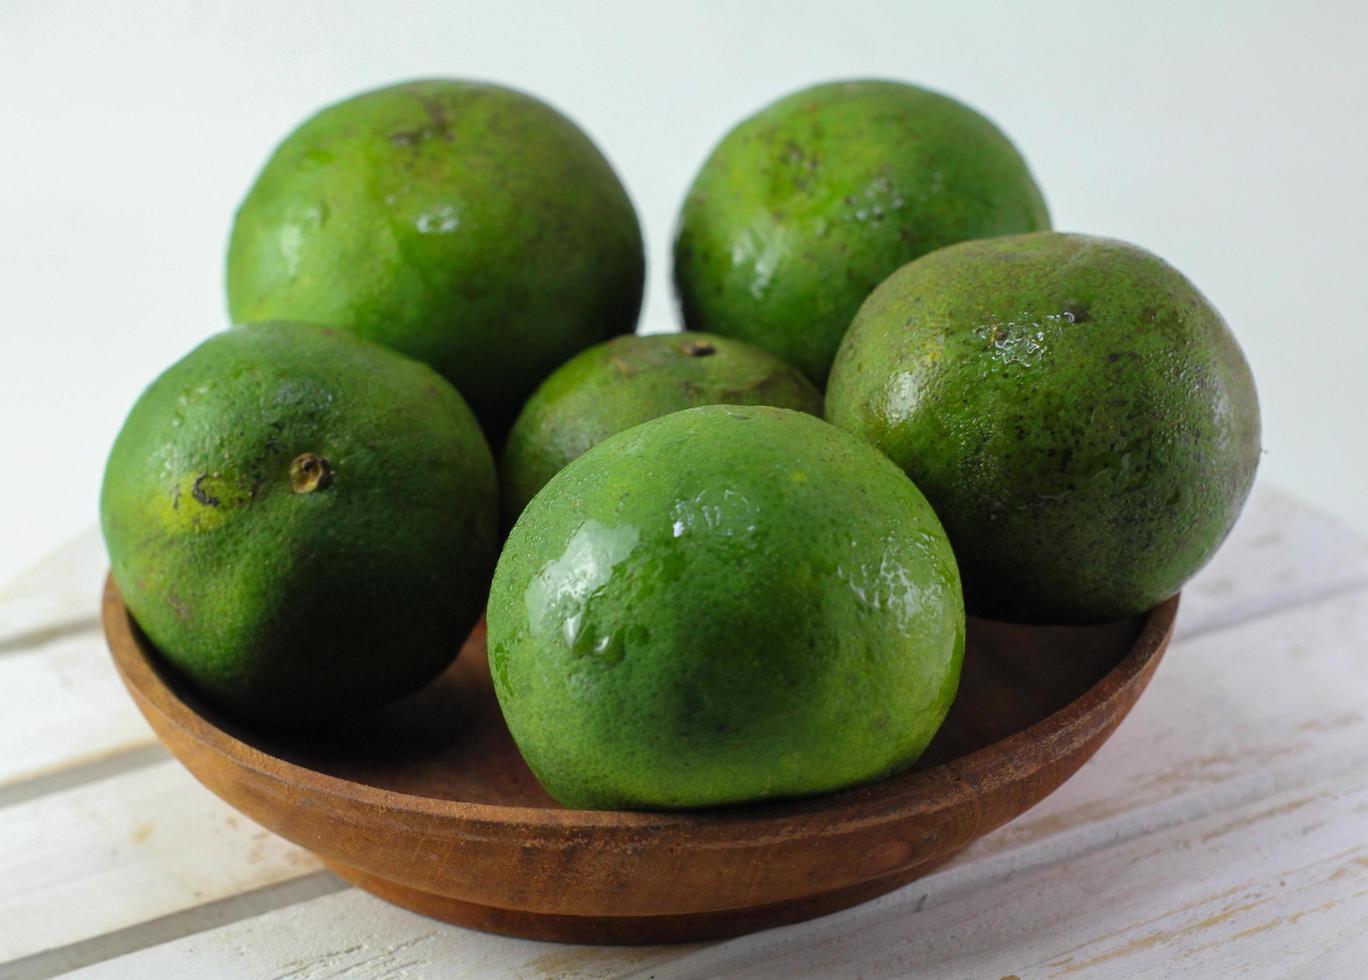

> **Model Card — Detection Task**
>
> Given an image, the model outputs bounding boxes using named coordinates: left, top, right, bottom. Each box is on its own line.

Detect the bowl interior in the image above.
left=132, top=613, right=1144, bottom=810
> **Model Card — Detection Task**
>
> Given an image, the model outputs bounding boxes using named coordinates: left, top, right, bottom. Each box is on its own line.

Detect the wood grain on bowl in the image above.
left=102, top=575, right=1176, bottom=944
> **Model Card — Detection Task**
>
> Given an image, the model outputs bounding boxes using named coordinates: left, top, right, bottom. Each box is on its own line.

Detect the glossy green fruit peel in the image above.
left=500, top=332, right=823, bottom=519
left=100, top=322, right=499, bottom=723
left=488, top=405, right=965, bottom=810
left=227, top=79, right=645, bottom=438
left=674, top=79, right=1050, bottom=384
left=826, top=232, right=1261, bottom=623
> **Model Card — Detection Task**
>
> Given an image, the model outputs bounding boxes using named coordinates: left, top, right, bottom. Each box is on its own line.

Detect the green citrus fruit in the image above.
left=227, top=79, right=645, bottom=440
left=100, top=322, right=499, bottom=723
left=826, top=232, right=1261, bottom=624
left=500, top=332, right=822, bottom=520
left=674, top=79, right=1050, bottom=385
left=488, top=405, right=964, bottom=810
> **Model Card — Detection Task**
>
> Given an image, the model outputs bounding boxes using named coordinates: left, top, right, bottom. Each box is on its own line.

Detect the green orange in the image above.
left=100, top=322, right=498, bottom=723
left=674, top=79, right=1050, bottom=384
left=500, top=332, right=822, bottom=519
left=826, top=232, right=1261, bottom=623
left=488, top=405, right=964, bottom=810
left=227, top=79, right=645, bottom=439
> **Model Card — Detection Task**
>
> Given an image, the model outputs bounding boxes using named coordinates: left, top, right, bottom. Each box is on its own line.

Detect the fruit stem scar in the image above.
left=191, top=474, right=220, bottom=507
left=682, top=340, right=717, bottom=357
left=290, top=453, right=333, bottom=494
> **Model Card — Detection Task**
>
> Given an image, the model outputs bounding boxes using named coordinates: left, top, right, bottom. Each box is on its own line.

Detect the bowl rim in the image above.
left=103, top=573, right=1178, bottom=838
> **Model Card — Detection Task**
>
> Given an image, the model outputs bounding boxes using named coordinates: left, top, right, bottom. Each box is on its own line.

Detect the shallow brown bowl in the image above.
left=102, top=575, right=1175, bottom=944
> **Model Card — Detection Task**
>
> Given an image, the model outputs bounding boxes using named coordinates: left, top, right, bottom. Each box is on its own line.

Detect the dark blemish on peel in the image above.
left=681, top=340, right=716, bottom=357
left=1064, top=305, right=1092, bottom=324
left=418, top=94, right=454, bottom=140
left=191, top=474, right=220, bottom=507
left=391, top=92, right=456, bottom=146
left=166, top=591, right=191, bottom=623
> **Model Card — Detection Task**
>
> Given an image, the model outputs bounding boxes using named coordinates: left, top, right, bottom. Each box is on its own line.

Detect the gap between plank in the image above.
left=1178, top=573, right=1368, bottom=644
left=0, top=744, right=168, bottom=811
left=0, top=871, right=349, bottom=980
left=0, top=615, right=101, bottom=657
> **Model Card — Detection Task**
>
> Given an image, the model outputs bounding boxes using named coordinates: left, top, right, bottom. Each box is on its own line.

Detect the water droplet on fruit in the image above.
left=415, top=204, right=460, bottom=234
left=278, top=224, right=303, bottom=279
left=524, top=520, right=640, bottom=657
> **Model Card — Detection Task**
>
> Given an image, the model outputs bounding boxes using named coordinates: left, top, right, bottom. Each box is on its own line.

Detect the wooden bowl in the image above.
left=103, top=575, right=1176, bottom=944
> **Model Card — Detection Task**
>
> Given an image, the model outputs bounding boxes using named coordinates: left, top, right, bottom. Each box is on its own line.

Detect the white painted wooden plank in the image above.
left=1175, top=483, right=1368, bottom=640
left=0, top=630, right=155, bottom=790
left=0, top=760, right=321, bottom=963
left=65, top=888, right=699, bottom=980
left=640, top=768, right=1368, bottom=980
left=1, top=874, right=346, bottom=980
left=0, top=528, right=105, bottom=647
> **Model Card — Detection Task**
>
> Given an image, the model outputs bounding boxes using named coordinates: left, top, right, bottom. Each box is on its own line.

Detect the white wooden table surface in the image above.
left=2, top=483, right=1367, bottom=979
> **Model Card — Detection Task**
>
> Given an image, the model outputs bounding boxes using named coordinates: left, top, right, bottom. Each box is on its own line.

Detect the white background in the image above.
left=2, top=0, right=1365, bottom=587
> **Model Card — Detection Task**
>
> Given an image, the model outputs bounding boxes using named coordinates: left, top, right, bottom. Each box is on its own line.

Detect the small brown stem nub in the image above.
left=290, top=453, right=333, bottom=494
